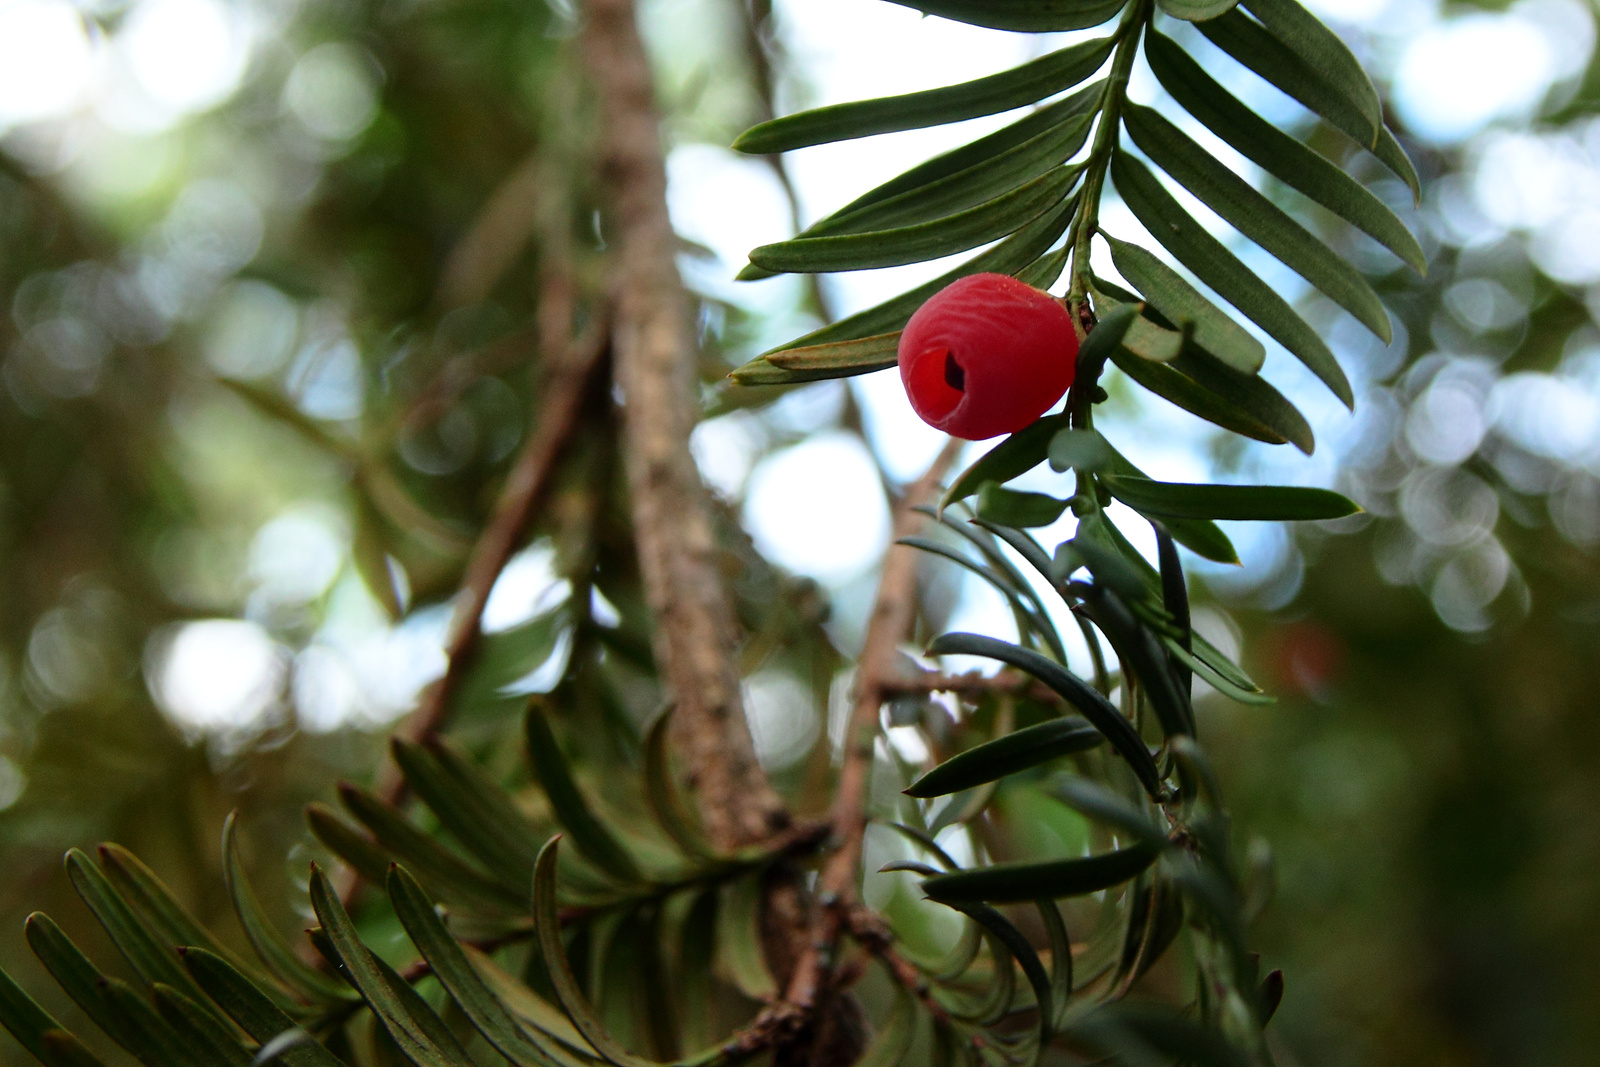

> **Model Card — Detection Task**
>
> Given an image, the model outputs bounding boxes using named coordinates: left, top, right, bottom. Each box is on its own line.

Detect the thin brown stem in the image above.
left=372, top=319, right=609, bottom=809
left=779, top=438, right=963, bottom=1016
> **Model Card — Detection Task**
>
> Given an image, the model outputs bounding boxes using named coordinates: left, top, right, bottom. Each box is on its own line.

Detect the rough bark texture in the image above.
left=579, top=0, right=787, bottom=850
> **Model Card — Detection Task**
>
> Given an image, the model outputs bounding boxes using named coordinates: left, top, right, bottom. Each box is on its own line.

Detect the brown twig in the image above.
left=579, top=0, right=788, bottom=852
left=779, top=438, right=963, bottom=1016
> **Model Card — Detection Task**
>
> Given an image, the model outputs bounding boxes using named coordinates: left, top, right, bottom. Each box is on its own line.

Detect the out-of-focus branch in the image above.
left=734, top=0, right=836, bottom=326
left=372, top=318, right=608, bottom=808
left=579, top=0, right=788, bottom=851
left=780, top=438, right=963, bottom=1012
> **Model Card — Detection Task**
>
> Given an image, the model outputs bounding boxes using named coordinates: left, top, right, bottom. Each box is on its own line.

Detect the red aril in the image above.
left=897, top=272, right=1078, bottom=441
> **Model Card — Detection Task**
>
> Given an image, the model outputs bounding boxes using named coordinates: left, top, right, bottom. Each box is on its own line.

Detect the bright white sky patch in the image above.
left=118, top=0, right=254, bottom=124
left=0, top=0, right=94, bottom=127
left=150, top=619, right=285, bottom=736
left=1394, top=0, right=1593, bottom=143
left=482, top=542, right=567, bottom=634
left=743, top=430, right=890, bottom=584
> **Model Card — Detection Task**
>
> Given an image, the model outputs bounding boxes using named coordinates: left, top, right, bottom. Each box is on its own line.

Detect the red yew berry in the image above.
left=897, top=272, right=1078, bottom=441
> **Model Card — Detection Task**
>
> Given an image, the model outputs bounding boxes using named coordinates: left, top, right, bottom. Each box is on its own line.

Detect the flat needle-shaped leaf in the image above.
left=1144, top=30, right=1424, bottom=273
left=1123, top=104, right=1391, bottom=344
left=1099, top=474, right=1361, bottom=520
left=734, top=36, right=1113, bottom=153
left=1111, top=151, right=1352, bottom=407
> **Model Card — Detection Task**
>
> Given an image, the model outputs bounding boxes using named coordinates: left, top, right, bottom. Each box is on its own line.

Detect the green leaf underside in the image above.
left=1122, top=103, right=1391, bottom=343
left=1144, top=30, right=1424, bottom=272
left=1110, top=150, right=1352, bottom=407
left=181, top=949, right=345, bottom=1067
left=1112, top=346, right=1313, bottom=453
left=525, top=708, right=644, bottom=885
left=1093, top=287, right=1316, bottom=453
left=1155, top=0, right=1241, bottom=19
left=975, top=483, right=1068, bottom=528
left=791, top=110, right=1096, bottom=245
left=1105, top=235, right=1264, bottom=374
left=906, top=716, right=1104, bottom=797
left=337, top=784, right=526, bottom=909
left=1053, top=429, right=1238, bottom=564
left=749, top=165, right=1076, bottom=274
left=0, top=966, right=96, bottom=1066
left=882, top=0, right=1129, bottom=32
left=1196, top=8, right=1420, bottom=199
left=943, top=414, right=1070, bottom=509
left=740, top=191, right=1076, bottom=368
left=733, top=35, right=1114, bottom=154
left=388, top=866, right=581, bottom=1067
left=1242, top=0, right=1383, bottom=128
left=533, top=839, right=658, bottom=1067
left=1046, top=427, right=1115, bottom=474
left=855, top=989, right=916, bottom=1067
left=1100, top=474, right=1359, bottom=520
left=814, top=83, right=1102, bottom=227
left=922, top=844, right=1160, bottom=903
left=1078, top=301, right=1144, bottom=374
left=925, top=633, right=1161, bottom=797
left=727, top=340, right=898, bottom=386
left=308, top=867, right=470, bottom=1067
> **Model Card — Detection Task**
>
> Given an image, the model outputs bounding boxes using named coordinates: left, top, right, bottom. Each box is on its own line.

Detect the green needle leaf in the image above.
left=738, top=192, right=1076, bottom=365
left=387, top=866, right=577, bottom=1067
left=525, top=706, right=644, bottom=885
left=748, top=166, right=1076, bottom=274
left=1197, top=9, right=1420, bottom=199
left=0, top=966, right=109, bottom=1067
left=733, top=36, right=1113, bottom=153
left=1155, top=0, right=1240, bottom=19
left=1123, top=104, right=1391, bottom=343
left=307, top=866, right=473, bottom=1067
left=921, top=844, right=1160, bottom=904
left=532, top=839, right=658, bottom=1067
left=180, top=949, right=346, bottom=1067
left=1145, top=30, right=1425, bottom=273
left=1241, top=0, right=1383, bottom=129
left=905, top=716, right=1104, bottom=797
left=925, top=633, right=1161, bottom=797
left=1104, top=234, right=1265, bottom=374
left=792, top=111, right=1094, bottom=242
left=881, top=0, right=1128, bottom=32
left=974, top=483, right=1069, bottom=528
left=1099, top=474, right=1361, bottom=520
left=1109, top=151, right=1352, bottom=408
left=942, top=413, right=1069, bottom=510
